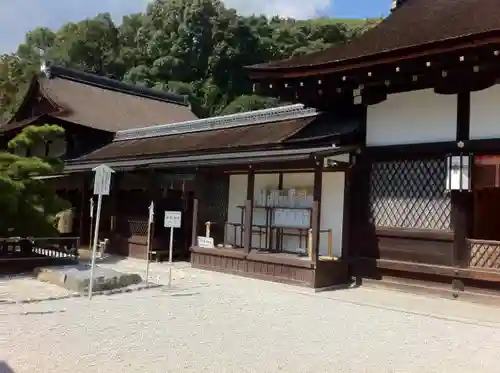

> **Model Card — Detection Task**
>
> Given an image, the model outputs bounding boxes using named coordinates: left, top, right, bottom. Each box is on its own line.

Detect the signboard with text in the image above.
left=164, top=211, right=182, bottom=228
left=198, top=236, right=215, bottom=248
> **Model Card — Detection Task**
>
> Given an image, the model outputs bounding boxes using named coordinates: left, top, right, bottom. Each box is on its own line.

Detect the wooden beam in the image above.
left=452, top=192, right=473, bottom=268
left=191, top=198, right=198, bottom=247
left=109, top=173, right=122, bottom=234
left=256, top=50, right=500, bottom=99
left=243, top=169, right=255, bottom=254
left=341, top=167, right=352, bottom=261
left=249, top=36, right=500, bottom=79
left=452, top=90, right=473, bottom=269
left=78, top=175, right=89, bottom=245
left=456, top=91, right=471, bottom=141
left=311, top=163, right=323, bottom=261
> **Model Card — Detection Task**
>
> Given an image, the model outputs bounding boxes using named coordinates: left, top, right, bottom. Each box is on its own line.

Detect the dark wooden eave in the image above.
left=64, top=110, right=361, bottom=171
left=73, top=117, right=312, bottom=162
left=65, top=145, right=358, bottom=172
left=247, top=0, right=500, bottom=79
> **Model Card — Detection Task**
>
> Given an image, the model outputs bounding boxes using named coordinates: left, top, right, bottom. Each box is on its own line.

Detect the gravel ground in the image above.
left=2, top=260, right=500, bottom=373
left=0, top=274, right=74, bottom=302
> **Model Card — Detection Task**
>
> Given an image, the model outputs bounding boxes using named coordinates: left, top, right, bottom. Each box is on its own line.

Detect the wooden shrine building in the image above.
left=247, top=0, right=500, bottom=294
left=66, top=104, right=362, bottom=287
left=0, top=64, right=197, bottom=247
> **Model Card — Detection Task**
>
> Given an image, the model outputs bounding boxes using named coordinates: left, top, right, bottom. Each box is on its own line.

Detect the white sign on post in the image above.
left=164, top=210, right=182, bottom=288
left=198, top=236, right=214, bottom=248
left=88, top=164, right=115, bottom=300
left=93, top=164, right=114, bottom=196
left=164, top=211, right=182, bottom=228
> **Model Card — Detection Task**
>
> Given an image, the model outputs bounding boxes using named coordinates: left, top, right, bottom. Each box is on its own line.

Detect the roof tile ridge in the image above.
left=114, top=104, right=319, bottom=142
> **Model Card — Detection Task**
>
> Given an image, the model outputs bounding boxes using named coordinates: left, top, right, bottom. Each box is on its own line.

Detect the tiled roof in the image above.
left=74, top=117, right=313, bottom=162
left=1, top=65, right=197, bottom=133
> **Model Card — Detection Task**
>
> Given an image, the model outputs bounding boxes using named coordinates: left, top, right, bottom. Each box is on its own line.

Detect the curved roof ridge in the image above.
left=114, top=104, right=319, bottom=141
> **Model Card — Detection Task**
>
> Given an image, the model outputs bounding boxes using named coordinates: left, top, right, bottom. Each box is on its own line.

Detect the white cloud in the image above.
left=0, top=0, right=332, bottom=53
left=223, top=0, right=330, bottom=19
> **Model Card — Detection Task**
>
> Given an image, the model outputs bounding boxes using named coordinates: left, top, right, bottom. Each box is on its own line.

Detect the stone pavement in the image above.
left=0, top=274, right=75, bottom=304
left=2, top=260, right=500, bottom=372
left=0, top=257, right=163, bottom=304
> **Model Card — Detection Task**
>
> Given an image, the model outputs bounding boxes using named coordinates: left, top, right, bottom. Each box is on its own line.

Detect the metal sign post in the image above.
left=164, top=210, right=182, bottom=288
left=89, top=164, right=114, bottom=300
left=145, top=201, right=154, bottom=284
left=89, top=197, right=94, bottom=252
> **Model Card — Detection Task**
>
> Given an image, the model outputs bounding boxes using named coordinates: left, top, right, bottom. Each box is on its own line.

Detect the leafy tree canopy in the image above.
left=0, top=0, right=379, bottom=121
left=0, top=124, right=68, bottom=236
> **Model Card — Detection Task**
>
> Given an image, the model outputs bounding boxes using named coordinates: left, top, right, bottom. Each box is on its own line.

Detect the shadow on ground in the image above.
left=0, top=361, right=15, bottom=372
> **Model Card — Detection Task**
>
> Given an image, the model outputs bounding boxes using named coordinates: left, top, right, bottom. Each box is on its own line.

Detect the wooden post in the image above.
left=341, top=166, right=352, bottom=261
left=307, top=228, right=313, bottom=260
left=452, top=91, right=472, bottom=270
left=311, top=163, right=323, bottom=261
left=243, top=169, right=255, bottom=253
left=452, top=191, right=473, bottom=268
left=78, top=175, right=89, bottom=245
left=328, top=230, right=333, bottom=258
left=191, top=198, right=198, bottom=247
left=109, top=173, right=122, bottom=234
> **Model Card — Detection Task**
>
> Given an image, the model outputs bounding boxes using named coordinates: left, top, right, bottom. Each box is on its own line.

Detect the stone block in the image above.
left=34, top=264, right=142, bottom=293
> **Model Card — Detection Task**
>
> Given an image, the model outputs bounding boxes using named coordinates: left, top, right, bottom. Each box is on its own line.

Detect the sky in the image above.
left=0, top=0, right=389, bottom=53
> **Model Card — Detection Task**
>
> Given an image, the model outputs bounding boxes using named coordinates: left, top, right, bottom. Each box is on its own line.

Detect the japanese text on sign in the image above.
left=164, top=211, right=182, bottom=228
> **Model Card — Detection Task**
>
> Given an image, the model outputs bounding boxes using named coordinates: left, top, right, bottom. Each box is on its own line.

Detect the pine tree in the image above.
left=0, top=124, right=69, bottom=237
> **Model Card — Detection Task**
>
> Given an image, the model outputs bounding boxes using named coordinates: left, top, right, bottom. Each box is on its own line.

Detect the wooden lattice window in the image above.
left=369, top=158, right=451, bottom=230
left=127, top=219, right=149, bottom=237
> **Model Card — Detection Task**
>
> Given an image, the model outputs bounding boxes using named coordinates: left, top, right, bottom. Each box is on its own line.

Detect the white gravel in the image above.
left=2, top=260, right=500, bottom=373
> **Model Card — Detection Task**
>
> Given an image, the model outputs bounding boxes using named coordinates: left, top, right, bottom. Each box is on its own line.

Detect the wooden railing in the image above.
left=0, top=237, right=80, bottom=261
left=467, top=239, right=500, bottom=269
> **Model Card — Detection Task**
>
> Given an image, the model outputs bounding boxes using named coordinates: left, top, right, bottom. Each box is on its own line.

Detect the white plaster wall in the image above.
left=320, top=172, right=345, bottom=257
left=366, top=89, right=457, bottom=146
left=328, top=153, right=350, bottom=163
left=225, top=172, right=345, bottom=257
left=470, top=84, right=500, bottom=140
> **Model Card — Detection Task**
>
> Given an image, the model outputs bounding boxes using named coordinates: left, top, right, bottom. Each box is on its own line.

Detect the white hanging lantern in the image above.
left=445, top=154, right=471, bottom=191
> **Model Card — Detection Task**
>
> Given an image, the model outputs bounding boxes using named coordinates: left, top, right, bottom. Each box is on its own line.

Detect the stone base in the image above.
left=35, top=264, right=142, bottom=293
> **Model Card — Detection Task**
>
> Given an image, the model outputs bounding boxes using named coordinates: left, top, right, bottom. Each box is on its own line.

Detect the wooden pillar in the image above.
left=452, top=91, right=472, bottom=270
left=341, top=165, right=352, bottom=261
left=452, top=191, right=473, bottom=268
left=191, top=198, right=199, bottom=247
left=110, top=172, right=122, bottom=234
left=311, top=162, right=323, bottom=261
left=78, top=175, right=90, bottom=244
left=278, top=172, right=284, bottom=189
left=243, top=169, right=255, bottom=253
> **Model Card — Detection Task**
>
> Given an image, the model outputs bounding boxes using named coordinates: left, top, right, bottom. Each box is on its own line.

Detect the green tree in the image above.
left=0, top=54, right=38, bottom=122
left=49, top=13, right=121, bottom=76
left=221, top=95, right=280, bottom=115
left=2, top=0, right=379, bottom=119
left=0, top=124, right=68, bottom=236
